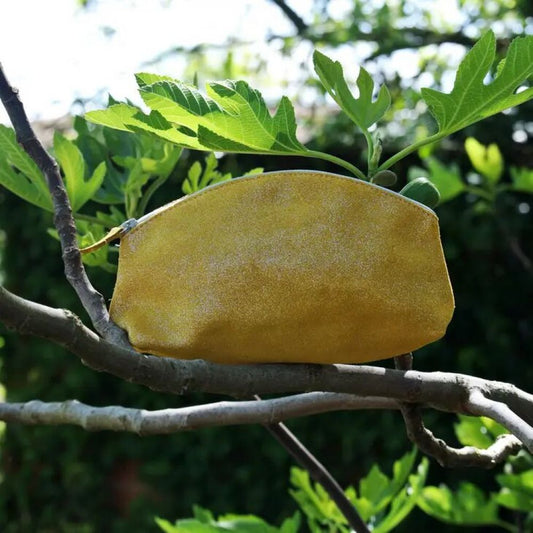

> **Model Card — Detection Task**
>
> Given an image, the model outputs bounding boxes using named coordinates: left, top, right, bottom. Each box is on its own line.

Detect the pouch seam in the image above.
left=125, top=171, right=437, bottom=238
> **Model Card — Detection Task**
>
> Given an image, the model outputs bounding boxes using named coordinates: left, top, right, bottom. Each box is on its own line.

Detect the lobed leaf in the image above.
left=495, top=488, right=533, bottom=513
left=374, top=458, right=428, bottom=533
left=154, top=508, right=300, bottom=533
left=86, top=103, right=202, bottom=149
left=418, top=482, right=501, bottom=526
left=422, top=31, right=533, bottom=137
left=313, top=50, right=390, bottom=131
left=137, top=78, right=308, bottom=156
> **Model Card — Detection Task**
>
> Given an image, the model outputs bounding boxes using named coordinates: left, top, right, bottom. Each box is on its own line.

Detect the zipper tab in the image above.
left=80, top=218, right=137, bottom=254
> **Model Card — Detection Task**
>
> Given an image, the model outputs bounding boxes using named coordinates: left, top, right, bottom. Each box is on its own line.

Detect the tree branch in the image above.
left=393, top=354, right=525, bottom=468
left=263, top=418, right=370, bottom=533
left=0, top=394, right=395, bottom=434
left=467, top=389, right=533, bottom=449
left=268, top=0, right=308, bottom=35
left=398, top=402, right=522, bottom=468
left=0, top=394, right=522, bottom=470
left=0, top=285, right=532, bottom=454
left=0, top=63, right=127, bottom=345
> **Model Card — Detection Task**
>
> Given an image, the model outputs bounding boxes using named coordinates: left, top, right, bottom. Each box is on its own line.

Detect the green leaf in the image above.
left=374, top=458, right=428, bottom=533
left=495, top=488, right=533, bottom=512
left=136, top=72, right=178, bottom=87
left=54, top=132, right=106, bottom=212
left=79, top=161, right=106, bottom=210
left=358, top=464, right=390, bottom=517
left=454, top=415, right=495, bottom=448
left=289, top=468, right=348, bottom=527
left=279, top=513, right=301, bottom=533
left=182, top=154, right=232, bottom=195
left=355, top=448, right=419, bottom=521
left=154, top=510, right=299, bottom=533
left=421, top=31, right=533, bottom=137
left=138, top=78, right=308, bottom=155
left=418, top=483, right=501, bottom=526
left=464, top=137, right=504, bottom=184
left=510, top=167, right=533, bottom=193
left=0, top=125, right=52, bottom=211
left=86, top=103, right=202, bottom=149
left=410, top=158, right=465, bottom=203
left=289, top=451, right=421, bottom=532
left=313, top=50, right=390, bottom=131
left=497, top=470, right=533, bottom=498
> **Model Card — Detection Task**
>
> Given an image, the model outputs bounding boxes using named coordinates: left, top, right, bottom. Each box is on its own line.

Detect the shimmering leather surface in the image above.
left=110, top=171, right=454, bottom=364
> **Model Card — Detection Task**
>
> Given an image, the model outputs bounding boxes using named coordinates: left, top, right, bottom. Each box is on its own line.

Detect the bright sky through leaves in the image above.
left=0, top=0, right=478, bottom=124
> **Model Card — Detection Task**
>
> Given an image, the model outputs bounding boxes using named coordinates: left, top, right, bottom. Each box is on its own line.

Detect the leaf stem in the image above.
left=464, top=186, right=494, bottom=202
left=377, top=132, right=446, bottom=172
left=137, top=174, right=169, bottom=217
left=363, top=129, right=375, bottom=174
left=307, top=150, right=367, bottom=180
left=496, top=520, right=519, bottom=533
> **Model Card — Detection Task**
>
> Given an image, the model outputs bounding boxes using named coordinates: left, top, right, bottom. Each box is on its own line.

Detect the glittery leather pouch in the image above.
left=105, top=170, right=454, bottom=364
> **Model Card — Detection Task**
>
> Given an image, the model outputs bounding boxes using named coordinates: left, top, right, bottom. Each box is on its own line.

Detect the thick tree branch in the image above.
left=0, top=63, right=127, bottom=345
left=0, top=285, right=532, bottom=454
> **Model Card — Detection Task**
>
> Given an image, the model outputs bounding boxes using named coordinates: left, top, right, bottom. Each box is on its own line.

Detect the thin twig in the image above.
left=255, top=394, right=371, bottom=532
left=268, top=0, right=308, bottom=34
left=398, top=402, right=522, bottom=468
left=394, top=354, right=524, bottom=467
left=495, top=216, right=532, bottom=274
left=0, top=63, right=128, bottom=345
left=263, top=417, right=371, bottom=533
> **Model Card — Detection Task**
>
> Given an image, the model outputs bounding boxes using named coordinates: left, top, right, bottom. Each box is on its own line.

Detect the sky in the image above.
left=0, top=0, right=530, bottom=126
left=0, top=0, right=307, bottom=122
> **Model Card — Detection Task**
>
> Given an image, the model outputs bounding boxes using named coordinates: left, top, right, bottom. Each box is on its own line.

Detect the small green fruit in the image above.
left=371, top=170, right=397, bottom=187
left=399, top=177, right=440, bottom=209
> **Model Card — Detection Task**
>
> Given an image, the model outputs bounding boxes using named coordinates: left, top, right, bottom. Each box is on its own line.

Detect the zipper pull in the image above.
left=80, top=218, right=137, bottom=254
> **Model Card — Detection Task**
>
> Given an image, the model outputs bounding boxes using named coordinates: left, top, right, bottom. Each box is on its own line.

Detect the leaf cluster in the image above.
left=419, top=416, right=533, bottom=531
left=85, top=30, right=533, bottom=188
left=409, top=137, right=533, bottom=210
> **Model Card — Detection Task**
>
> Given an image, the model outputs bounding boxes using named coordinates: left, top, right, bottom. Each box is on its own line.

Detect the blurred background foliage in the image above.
left=0, top=0, right=532, bottom=531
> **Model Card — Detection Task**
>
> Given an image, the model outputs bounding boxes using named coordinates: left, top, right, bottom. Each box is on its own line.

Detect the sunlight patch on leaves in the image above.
left=464, top=137, right=504, bottom=184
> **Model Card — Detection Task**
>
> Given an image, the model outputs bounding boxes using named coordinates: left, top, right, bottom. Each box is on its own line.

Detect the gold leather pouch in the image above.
left=106, top=170, right=454, bottom=364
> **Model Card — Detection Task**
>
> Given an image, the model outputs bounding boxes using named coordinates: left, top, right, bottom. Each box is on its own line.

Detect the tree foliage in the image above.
left=0, top=2, right=532, bottom=532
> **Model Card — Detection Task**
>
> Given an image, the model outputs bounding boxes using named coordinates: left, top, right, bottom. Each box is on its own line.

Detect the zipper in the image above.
left=80, top=171, right=435, bottom=254
left=80, top=218, right=138, bottom=254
